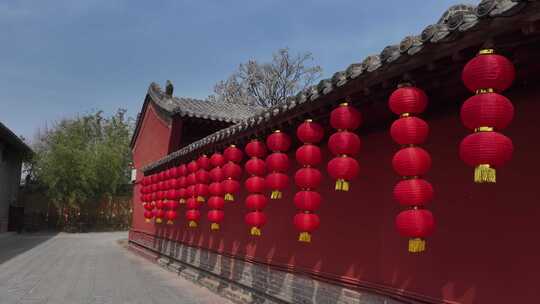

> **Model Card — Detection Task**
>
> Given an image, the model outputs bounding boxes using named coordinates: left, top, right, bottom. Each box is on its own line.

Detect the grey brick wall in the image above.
left=129, top=230, right=406, bottom=304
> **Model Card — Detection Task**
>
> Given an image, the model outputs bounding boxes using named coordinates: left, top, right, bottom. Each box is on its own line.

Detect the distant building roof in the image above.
left=0, top=122, right=33, bottom=157
left=147, top=82, right=263, bottom=123
left=130, top=82, right=263, bottom=148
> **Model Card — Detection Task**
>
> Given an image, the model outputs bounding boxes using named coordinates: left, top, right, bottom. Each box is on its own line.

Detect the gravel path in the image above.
left=0, top=232, right=232, bottom=304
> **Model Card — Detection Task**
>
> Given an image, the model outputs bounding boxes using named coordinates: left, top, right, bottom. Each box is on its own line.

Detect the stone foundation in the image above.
left=129, top=230, right=407, bottom=304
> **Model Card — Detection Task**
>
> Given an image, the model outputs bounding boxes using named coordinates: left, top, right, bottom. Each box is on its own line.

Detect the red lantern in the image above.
left=246, top=140, right=267, bottom=158
left=185, top=158, right=202, bottom=228
left=144, top=201, right=154, bottom=211
left=462, top=50, right=515, bottom=94
left=177, top=176, right=187, bottom=204
left=245, top=194, right=268, bottom=210
left=297, top=120, right=324, bottom=143
left=208, top=152, right=226, bottom=231
left=245, top=139, right=268, bottom=236
left=294, top=191, right=321, bottom=211
left=209, top=182, right=223, bottom=196
left=167, top=200, right=179, bottom=210
left=392, top=147, right=432, bottom=177
left=144, top=211, right=153, bottom=222
left=296, top=144, right=322, bottom=167
left=295, top=120, right=324, bottom=242
left=224, top=145, right=243, bottom=163
left=265, top=172, right=288, bottom=199
left=330, top=103, right=361, bottom=130
left=461, top=93, right=514, bottom=131
left=460, top=49, right=515, bottom=183
left=210, top=167, right=224, bottom=182
left=393, top=179, right=434, bottom=207
left=155, top=209, right=165, bottom=224
left=328, top=131, right=361, bottom=156
left=195, top=183, right=209, bottom=202
left=246, top=158, right=266, bottom=176
left=195, top=169, right=210, bottom=184
left=327, top=156, right=359, bottom=191
left=245, top=212, right=266, bottom=236
left=222, top=179, right=240, bottom=200
left=293, top=213, right=320, bottom=240
left=267, top=131, right=291, bottom=152
left=169, top=178, right=178, bottom=190
left=328, top=103, right=361, bottom=191
left=388, top=85, right=435, bottom=253
left=266, top=130, right=291, bottom=199
left=170, top=167, right=179, bottom=178
left=166, top=210, right=177, bottom=224
left=178, top=164, right=187, bottom=177
left=459, top=132, right=513, bottom=182
left=223, top=162, right=242, bottom=180
left=207, top=210, right=224, bottom=230
left=223, top=145, right=243, bottom=202
left=194, top=155, right=210, bottom=202
left=208, top=196, right=225, bottom=209
left=389, top=87, right=428, bottom=116
left=266, top=152, right=289, bottom=172
left=186, top=209, right=200, bottom=227
left=187, top=173, right=197, bottom=186
left=294, top=168, right=322, bottom=189
left=245, top=176, right=266, bottom=193
left=186, top=185, right=195, bottom=199
left=155, top=200, right=165, bottom=210
left=186, top=197, right=198, bottom=209
left=178, top=188, right=187, bottom=204
left=395, top=209, right=435, bottom=253
left=143, top=201, right=154, bottom=223
left=187, top=161, right=198, bottom=173
left=210, top=152, right=225, bottom=168
left=197, top=155, right=210, bottom=170
left=390, top=117, right=429, bottom=145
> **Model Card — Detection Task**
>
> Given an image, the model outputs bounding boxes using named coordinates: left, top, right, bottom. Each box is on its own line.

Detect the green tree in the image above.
left=32, top=109, right=133, bottom=228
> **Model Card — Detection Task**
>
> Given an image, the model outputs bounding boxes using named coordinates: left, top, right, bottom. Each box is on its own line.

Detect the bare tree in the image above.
left=210, top=48, right=322, bottom=108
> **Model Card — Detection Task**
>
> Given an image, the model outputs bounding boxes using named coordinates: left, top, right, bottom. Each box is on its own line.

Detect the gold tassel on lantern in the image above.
left=270, top=190, right=282, bottom=199
left=474, top=164, right=496, bottom=183
left=167, top=220, right=174, bottom=225
left=188, top=220, right=198, bottom=228
left=155, top=218, right=163, bottom=224
left=408, top=238, right=426, bottom=253
left=298, top=232, right=311, bottom=243
left=250, top=227, right=261, bottom=236
left=197, top=196, right=205, bottom=202
left=211, top=223, right=220, bottom=230
left=145, top=219, right=151, bottom=223
left=335, top=179, right=350, bottom=191
left=179, top=198, right=186, bottom=204
left=224, top=193, right=234, bottom=201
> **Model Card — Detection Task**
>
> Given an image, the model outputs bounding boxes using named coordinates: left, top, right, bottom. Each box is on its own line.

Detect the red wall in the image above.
left=132, top=103, right=174, bottom=235
left=131, top=86, right=540, bottom=304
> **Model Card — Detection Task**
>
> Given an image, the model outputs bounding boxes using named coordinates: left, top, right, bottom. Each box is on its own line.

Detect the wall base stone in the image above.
left=129, top=230, right=407, bottom=304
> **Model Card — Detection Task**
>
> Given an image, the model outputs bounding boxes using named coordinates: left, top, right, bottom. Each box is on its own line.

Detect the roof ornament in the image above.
left=165, top=80, right=174, bottom=98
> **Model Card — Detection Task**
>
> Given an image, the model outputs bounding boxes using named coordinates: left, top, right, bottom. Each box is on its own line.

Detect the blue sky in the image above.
left=0, top=0, right=472, bottom=143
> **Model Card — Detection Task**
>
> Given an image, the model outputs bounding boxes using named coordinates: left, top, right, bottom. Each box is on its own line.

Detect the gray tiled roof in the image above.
left=147, top=82, right=263, bottom=123
left=0, top=121, right=33, bottom=156
left=143, top=0, right=532, bottom=172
